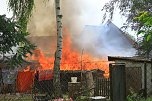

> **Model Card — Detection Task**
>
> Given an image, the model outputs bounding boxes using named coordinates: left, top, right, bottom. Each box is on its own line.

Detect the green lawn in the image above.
left=140, top=97, right=152, bottom=101
left=127, top=97, right=152, bottom=101
left=0, top=94, right=33, bottom=101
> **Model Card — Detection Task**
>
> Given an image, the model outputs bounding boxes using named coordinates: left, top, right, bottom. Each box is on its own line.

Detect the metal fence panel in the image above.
left=110, top=63, right=126, bottom=101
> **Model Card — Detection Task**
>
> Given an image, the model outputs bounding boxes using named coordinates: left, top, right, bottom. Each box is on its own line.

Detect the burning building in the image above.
left=27, top=21, right=136, bottom=71
left=24, top=0, right=136, bottom=84
left=0, top=19, right=136, bottom=95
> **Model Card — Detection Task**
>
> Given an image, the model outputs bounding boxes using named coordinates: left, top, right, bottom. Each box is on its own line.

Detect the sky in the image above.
left=0, top=0, right=136, bottom=57
left=0, top=0, right=125, bottom=26
left=0, top=0, right=12, bottom=18
left=0, top=0, right=136, bottom=36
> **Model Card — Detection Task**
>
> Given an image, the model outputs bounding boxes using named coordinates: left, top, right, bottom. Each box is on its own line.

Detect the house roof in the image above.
left=27, top=21, right=137, bottom=57
left=106, top=21, right=136, bottom=46
left=103, top=21, right=136, bottom=47
left=79, top=21, right=137, bottom=57
left=28, top=36, right=57, bottom=56
left=108, top=56, right=151, bottom=63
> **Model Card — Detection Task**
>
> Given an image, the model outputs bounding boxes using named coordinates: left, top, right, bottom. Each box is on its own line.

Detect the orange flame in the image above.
left=26, top=28, right=109, bottom=77
left=23, top=66, right=30, bottom=72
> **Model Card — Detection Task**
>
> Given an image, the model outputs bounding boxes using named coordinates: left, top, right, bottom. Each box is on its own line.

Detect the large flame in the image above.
left=26, top=28, right=109, bottom=77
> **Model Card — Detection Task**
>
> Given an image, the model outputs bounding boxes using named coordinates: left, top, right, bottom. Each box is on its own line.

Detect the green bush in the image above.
left=127, top=88, right=152, bottom=101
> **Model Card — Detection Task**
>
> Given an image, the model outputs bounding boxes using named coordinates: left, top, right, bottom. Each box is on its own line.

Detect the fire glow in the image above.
left=26, top=28, right=109, bottom=77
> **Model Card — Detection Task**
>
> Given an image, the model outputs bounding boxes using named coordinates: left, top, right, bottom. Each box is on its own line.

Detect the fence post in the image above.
left=94, top=77, right=98, bottom=96
left=144, top=62, right=147, bottom=99
left=110, top=63, right=126, bottom=101
left=0, top=67, right=2, bottom=93
left=109, top=64, right=113, bottom=100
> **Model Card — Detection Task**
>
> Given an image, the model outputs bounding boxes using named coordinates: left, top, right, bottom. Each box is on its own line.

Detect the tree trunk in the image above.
left=0, top=67, right=2, bottom=93
left=53, top=0, right=63, bottom=98
left=85, top=71, right=94, bottom=97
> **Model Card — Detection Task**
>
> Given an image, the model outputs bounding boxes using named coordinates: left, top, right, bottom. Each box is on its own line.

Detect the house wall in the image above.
left=114, top=60, right=152, bottom=95
left=28, top=36, right=57, bottom=56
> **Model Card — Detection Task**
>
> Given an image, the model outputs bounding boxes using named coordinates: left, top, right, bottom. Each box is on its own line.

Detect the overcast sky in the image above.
left=0, top=0, right=126, bottom=27
left=0, top=0, right=137, bottom=38
left=0, top=0, right=12, bottom=17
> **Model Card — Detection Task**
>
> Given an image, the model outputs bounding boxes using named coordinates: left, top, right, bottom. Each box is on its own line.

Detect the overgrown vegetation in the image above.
left=6, top=0, right=63, bottom=98
left=0, top=94, right=33, bottom=101
left=102, top=0, right=152, bottom=58
left=8, top=0, right=34, bottom=30
left=127, top=88, right=143, bottom=101
left=0, top=15, right=35, bottom=67
left=127, top=97, right=152, bottom=101
left=134, top=12, right=152, bottom=58
left=126, top=88, right=152, bottom=101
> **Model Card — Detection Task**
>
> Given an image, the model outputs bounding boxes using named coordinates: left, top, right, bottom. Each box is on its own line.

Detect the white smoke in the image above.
left=76, top=21, right=136, bottom=57
left=27, top=0, right=109, bottom=36
left=27, top=0, right=136, bottom=58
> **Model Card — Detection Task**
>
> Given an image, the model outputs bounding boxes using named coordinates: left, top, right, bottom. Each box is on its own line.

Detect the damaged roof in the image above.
left=108, top=56, right=151, bottom=63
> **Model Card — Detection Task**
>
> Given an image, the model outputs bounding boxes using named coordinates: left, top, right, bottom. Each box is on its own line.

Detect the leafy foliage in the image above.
left=134, top=12, right=152, bottom=57
left=127, top=88, right=143, bottom=101
left=102, top=0, right=152, bottom=28
left=0, top=15, right=35, bottom=67
left=102, top=0, right=152, bottom=57
left=127, top=88, right=152, bottom=101
left=0, top=0, right=35, bottom=67
left=8, top=0, right=34, bottom=30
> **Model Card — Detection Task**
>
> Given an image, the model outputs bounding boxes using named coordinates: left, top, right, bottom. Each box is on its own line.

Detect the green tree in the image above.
left=8, top=0, right=34, bottom=30
left=102, top=0, right=152, bottom=57
left=0, top=15, right=35, bottom=67
left=53, top=0, right=63, bottom=98
left=0, top=14, right=35, bottom=93
left=102, top=0, right=152, bottom=27
left=8, top=0, right=63, bottom=98
left=135, top=12, right=152, bottom=58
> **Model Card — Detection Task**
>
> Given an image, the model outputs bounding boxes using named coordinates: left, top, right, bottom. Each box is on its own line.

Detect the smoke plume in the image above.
left=28, top=0, right=88, bottom=36
left=27, top=0, right=107, bottom=36
left=27, top=0, right=136, bottom=58
left=76, top=21, right=136, bottom=57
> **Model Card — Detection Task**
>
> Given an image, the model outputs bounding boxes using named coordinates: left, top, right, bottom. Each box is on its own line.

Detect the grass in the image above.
left=1, top=93, right=152, bottom=101
left=139, top=97, right=152, bottom=101
left=127, top=95, right=152, bottom=101
left=0, top=94, right=33, bottom=101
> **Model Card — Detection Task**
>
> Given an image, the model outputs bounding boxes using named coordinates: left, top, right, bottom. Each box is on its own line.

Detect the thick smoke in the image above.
left=27, top=0, right=107, bottom=36
left=76, top=21, right=136, bottom=57
left=27, top=0, right=136, bottom=57
left=28, top=0, right=88, bottom=36
left=27, top=0, right=56, bottom=36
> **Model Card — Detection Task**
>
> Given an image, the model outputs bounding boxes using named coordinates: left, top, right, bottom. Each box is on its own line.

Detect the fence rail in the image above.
left=94, top=77, right=110, bottom=98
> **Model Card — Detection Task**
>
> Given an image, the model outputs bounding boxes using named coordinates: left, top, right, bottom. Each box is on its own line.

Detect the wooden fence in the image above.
left=94, top=77, right=110, bottom=98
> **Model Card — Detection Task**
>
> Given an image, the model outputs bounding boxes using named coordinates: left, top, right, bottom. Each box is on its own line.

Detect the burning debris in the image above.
left=26, top=28, right=109, bottom=74
left=76, top=21, right=136, bottom=57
